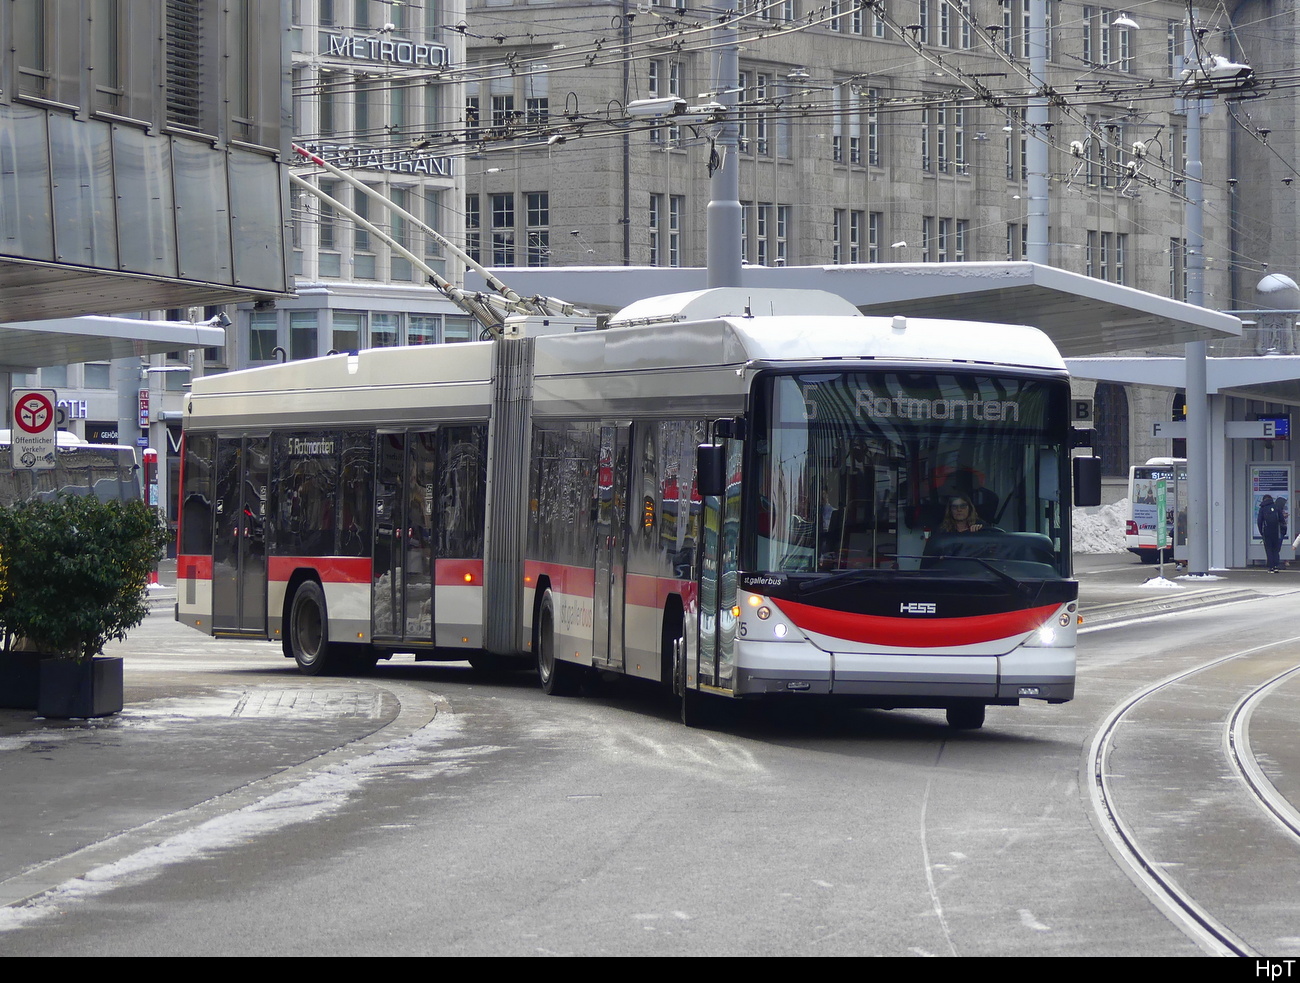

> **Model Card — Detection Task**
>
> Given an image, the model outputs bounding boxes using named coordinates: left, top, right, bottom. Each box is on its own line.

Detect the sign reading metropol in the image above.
left=323, top=33, right=450, bottom=68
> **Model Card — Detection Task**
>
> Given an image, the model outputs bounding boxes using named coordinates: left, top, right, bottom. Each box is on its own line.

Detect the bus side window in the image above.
left=181, top=434, right=215, bottom=556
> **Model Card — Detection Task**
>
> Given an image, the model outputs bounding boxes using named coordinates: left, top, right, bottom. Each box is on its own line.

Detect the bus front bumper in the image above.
left=732, top=642, right=1074, bottom=702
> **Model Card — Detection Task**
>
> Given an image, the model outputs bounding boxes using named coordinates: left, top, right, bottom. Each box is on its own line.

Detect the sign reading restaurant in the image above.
left=302, top=142, right=452, bottom=177
left=323, top=33, right=449, bottom=69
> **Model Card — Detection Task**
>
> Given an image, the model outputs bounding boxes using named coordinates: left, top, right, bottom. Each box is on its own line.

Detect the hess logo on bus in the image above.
left=900, top=602, right=937, bottom=615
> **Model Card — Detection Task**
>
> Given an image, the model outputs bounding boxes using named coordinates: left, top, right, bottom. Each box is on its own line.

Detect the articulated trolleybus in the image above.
left=176, top=288, right=1099, bottom=729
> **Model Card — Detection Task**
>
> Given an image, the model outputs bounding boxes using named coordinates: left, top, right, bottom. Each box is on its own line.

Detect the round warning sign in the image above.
left=10, top=389, right=58, bottom=470
left=14, top=392, right=54, bottom=434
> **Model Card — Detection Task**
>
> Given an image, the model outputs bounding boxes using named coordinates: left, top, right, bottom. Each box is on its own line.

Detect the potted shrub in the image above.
left=0, top=496, right=169, bottom=717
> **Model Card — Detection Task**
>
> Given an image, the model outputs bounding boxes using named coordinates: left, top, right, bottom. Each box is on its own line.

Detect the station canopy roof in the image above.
left=0, top=315, right=226, bottom=372
left=1067, top=356, right=1300, bottom=406
left=468, top=261, right=1241, bottom=358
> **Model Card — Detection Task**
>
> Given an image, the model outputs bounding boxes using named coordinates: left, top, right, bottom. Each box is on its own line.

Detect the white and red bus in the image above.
left=1125, top=458, right=1187, bottom=563
left=176, top=288, right=1099, bottom=728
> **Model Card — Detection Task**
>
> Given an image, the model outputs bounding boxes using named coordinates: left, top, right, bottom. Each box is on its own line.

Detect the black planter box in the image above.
left=38, top=656, right=124, bottom=719
left=0, top=651, right=43, bottom=709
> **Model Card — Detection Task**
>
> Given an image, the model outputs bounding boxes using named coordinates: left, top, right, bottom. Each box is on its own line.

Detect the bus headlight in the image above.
left=739, top=596, right=800, bottom=642
left=1023, top=609, right=1076, bottom=648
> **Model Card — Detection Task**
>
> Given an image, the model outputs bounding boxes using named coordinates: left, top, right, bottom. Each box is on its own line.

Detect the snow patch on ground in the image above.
left=0, top=710, right=485, bottom=931
left=1072, top=499, right=1129, bottom=554
left=1138, top=576, right=1183, bottom=590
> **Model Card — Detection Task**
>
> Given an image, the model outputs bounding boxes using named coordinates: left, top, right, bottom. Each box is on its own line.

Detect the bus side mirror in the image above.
left=1073, top=456, right=1102, bottom=507
left=697, top=443, right=726, bottom=498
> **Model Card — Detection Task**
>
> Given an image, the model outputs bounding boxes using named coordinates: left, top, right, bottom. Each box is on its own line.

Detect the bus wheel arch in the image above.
left=529, top=575, right=552, bottom=656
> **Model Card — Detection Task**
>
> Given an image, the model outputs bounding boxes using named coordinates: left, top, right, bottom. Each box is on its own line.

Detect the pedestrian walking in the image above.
left=1258, top=494, right=1284, bottom=573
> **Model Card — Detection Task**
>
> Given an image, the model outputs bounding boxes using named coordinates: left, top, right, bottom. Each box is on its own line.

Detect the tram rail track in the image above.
left=1086, top=633, right=1300, bottom=957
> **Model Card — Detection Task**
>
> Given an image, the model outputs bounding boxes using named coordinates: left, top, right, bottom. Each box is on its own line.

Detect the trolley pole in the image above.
left=1025, top=0, right=1049, bottom=265
left=1183, top=24, right=1210, bottom=576
left=706, top=7, right=742, bottom=288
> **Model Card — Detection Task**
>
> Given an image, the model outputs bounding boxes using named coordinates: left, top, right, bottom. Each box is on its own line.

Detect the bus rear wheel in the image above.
left=289, top=580, right=339, bottom=676
left=536, top=591, right=578, bottom=696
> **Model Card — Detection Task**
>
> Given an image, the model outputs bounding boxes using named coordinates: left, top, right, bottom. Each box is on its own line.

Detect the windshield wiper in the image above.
left=899, top=552, right=1039, bottom=599
left=796, top=567, right=884, bottom=596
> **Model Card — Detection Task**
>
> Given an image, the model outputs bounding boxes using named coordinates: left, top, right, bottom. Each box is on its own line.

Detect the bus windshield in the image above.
left=748, top=370, right=1071, bottom=580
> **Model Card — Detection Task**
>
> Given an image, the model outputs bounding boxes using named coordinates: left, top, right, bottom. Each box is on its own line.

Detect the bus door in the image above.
left=212, top=436, right=269, bottom=634
left=593, top=425, right=629, bottom=670
left=373, top=431, right=437, bottom=643
left=697, top=438, right=742, bottom=690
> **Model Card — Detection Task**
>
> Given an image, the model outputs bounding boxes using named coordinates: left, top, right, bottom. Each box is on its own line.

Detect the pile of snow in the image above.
left=1072, top=498, right=1129, bottom=554
left=1138, top=575, right=1182, bottom=589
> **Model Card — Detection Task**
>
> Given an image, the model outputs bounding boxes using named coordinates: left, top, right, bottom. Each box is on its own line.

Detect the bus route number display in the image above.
left=10, top=388, right=57, bottom=470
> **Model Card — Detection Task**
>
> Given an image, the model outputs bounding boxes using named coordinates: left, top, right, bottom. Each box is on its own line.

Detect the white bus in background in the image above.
left=0, top=431, right=140, bottom=505
left=1125, top=458, right=1187, bottom=563
left=176, top=287, right=1101, bottom=730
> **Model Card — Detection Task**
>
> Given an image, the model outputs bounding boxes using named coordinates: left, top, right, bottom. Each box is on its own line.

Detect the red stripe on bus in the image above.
left=524, top=561, right=596, bottom=598
left=624, top=572, right=694, bottom=609
left=773, top=598, right=1059, bottom=649
left=435, top=558, right=485, bottom=586
left=267, top=556, right=373, bottom=584
left=177, top=554, right=212, bottom=581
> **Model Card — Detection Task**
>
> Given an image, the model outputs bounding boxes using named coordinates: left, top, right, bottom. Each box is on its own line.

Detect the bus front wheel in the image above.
left=289, top=580, right=339, bottom=676
left=946, top=702, right=986, bottom=730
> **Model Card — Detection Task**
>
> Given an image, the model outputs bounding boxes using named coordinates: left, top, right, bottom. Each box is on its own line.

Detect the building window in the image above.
left=669, top=196, right=684, bottom=267
left=445, top=316, right=475, bottom=343
left=85, top=363, right=112, bottom=389
left=491, top=194, right=515, bottom=266
left=937, top=105, right=948, bottom=173
left=1094, top=383, right=1130, bottom=477
left=755, top=74, right=770, bottom=156
left=372, top=313, right=400, bottom=348
left=290, top=312, right=318, bottom=360
left=333, top=312, right=365, bottom=353
left=249, top=311, right=278, bottom=362
left=867, top=89, right=880, bottom=166
left=14, top=0, right=50, bottom=98
left=353, top=188, right=375, bottom=279
left=466, top=194, right=481, bottom=263
left=491, top=93, right=516, bottom=138
left=921, top=108, right=932, bottom=172
left=953, top=105, right=966, bottom=173
left=409, top=315, right=438, bottom=345
left=465, top=90, right=480, bottom=140
left=391, top=187, right=413, bottom=282
left=526, top=192, right=549, bottom=266
left=648, top=60, right=664, bottom=144
left=649, top=194, right=662, bottom=266
left=90, top=0, right=124, bottom=113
